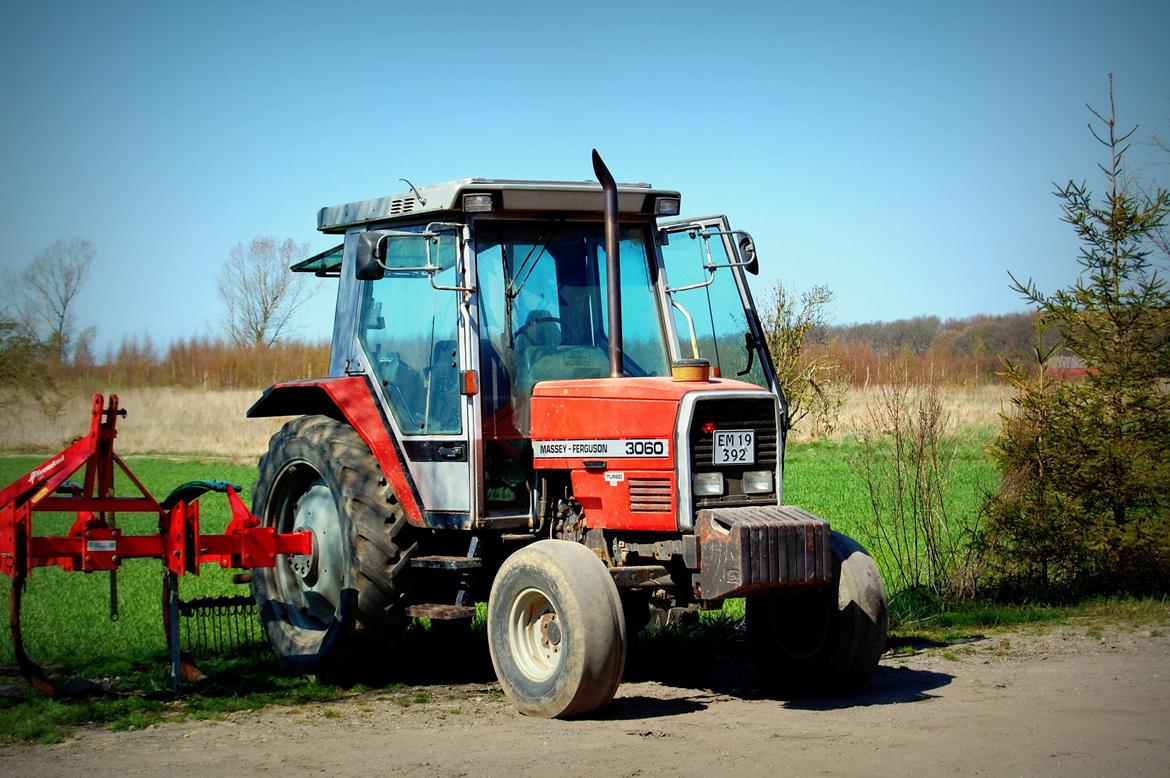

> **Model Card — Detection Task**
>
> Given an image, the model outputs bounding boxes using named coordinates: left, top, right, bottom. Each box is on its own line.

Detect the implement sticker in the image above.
left=533, top=439, right=669, bottom=459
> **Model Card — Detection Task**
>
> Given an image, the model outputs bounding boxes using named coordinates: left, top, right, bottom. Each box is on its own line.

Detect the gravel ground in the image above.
left=2, top=619, right=1168, bottom=777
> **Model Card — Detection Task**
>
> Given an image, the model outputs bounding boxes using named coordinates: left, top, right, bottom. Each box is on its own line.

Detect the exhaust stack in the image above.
left=592, top=149, right=623, bottom=378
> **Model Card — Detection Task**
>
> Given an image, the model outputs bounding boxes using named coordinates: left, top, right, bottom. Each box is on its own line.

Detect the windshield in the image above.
left=476, top=220, right=670, bottom=436
left=661, top=223, right=769, bottom=388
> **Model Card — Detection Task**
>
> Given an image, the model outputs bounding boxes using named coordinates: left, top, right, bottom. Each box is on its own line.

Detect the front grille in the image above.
left=629, top=477, right=672, bottom=513
left=689, top=397, right=778, bottom=509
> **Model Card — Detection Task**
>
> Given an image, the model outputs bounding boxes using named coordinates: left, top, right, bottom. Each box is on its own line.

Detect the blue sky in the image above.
left=2, top=0, right=1168, bottom=352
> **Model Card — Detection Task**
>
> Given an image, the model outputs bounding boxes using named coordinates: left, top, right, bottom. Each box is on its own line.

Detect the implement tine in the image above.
left=164, top=572, right=181, bottom=696
left=10, top=573, right=55, bottom=697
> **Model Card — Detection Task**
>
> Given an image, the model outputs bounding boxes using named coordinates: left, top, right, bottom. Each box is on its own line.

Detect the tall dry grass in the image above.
left=787, top=383, right=1011, bottom=443
left=1, top=384, right=1011, bottom=458
left=0, top=388, right=286, bottom=461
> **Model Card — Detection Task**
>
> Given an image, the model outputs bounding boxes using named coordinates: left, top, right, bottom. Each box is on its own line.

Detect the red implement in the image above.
left=0, top=394, right=312, bottom=696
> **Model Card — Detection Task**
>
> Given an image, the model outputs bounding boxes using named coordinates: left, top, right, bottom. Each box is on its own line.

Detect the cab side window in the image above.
left=359, top=231, right=462, bottom=435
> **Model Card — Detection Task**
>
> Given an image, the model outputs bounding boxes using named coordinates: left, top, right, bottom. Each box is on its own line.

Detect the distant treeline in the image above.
left=55, top=311, right=1040, bottom=390
left=806, top=311, right=1047, bottom=384
left=65, top=336, right=330, bottom=390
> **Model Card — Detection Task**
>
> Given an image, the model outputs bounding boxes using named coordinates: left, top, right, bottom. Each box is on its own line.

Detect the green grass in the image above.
left=0, top=649, right=349, bottom=743
left=883, top=593, right=1170, bottom=646
left=782, top=433, right=998, bottom=586
left=783, top=432, right=997, bottom=536
left=0, top=456, right=260, bottom=675
left=0, top=441, right=997, bottom=742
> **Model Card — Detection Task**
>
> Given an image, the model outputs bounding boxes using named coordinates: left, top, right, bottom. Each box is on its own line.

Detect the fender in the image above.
left=248, top=377, right=426, bottom=526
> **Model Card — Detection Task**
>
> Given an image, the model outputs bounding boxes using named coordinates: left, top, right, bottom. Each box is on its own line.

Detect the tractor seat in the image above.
left=512, top=345, right=609, bottom=433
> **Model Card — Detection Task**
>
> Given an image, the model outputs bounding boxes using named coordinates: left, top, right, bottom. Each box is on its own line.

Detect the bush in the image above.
left=0, top=319, right=55, bottom=411
left=850, top=379, right=982, bottom=602
left=761, top=283, right=845, bottom=436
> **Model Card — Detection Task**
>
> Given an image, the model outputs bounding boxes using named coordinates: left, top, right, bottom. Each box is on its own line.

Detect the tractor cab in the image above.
left=290, top=172, right=780, bottom=529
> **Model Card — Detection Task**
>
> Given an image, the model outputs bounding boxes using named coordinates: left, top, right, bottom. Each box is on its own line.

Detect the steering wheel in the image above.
left=514, top=314, right=563, bottom=344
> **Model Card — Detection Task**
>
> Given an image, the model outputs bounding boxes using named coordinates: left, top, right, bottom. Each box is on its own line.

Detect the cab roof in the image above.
left=316, top=178, right=682, bottom=234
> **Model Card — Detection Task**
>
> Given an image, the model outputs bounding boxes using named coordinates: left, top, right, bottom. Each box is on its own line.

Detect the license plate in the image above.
left=713, top=429, right=755, bottom=465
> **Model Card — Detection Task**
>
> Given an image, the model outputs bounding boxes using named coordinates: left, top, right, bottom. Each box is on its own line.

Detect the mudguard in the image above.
left=249, top=377, right=425, bottom=525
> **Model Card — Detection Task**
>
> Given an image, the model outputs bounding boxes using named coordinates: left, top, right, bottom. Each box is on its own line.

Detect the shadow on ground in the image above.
left=597, top=695, right=709, bottom=720
left=782, top=666, right=953, bottom=709
left=1, top=623, right=953, bottom=718
left=614, top=625, right=955, bottom=715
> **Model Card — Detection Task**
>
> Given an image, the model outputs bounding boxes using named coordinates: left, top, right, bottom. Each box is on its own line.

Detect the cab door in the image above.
left=657, top=215, right=776, bottom=393
left=352, top=225, right=477, bottom=525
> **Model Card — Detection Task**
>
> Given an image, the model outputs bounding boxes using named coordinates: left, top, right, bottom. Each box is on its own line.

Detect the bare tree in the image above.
left=217, top=236, right=310, bottom=348
left=14, top=237, right=95, bottom=364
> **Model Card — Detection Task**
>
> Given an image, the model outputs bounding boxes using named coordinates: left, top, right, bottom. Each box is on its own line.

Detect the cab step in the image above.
left=406, top=604, right=476, bottom=621
left=409, top=555, right=483, bottom=570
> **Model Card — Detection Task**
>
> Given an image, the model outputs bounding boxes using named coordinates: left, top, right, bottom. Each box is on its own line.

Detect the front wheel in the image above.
left=487, top=540, right=626, bottom=718
left=747, top=532, right=888, bottom=693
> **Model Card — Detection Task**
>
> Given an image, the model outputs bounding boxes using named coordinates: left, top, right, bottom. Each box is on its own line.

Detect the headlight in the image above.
left=693, top=472, right=724, bottom=496
left=655, top=196, right=681, bottom=216
left=742, top=470, right=773, bottom=494
left=462, top=193, right=493, bottom=212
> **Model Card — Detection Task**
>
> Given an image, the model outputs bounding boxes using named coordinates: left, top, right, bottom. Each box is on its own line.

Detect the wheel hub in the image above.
left=282, top=481, right=344, bottom=624
left=542, top=613, right=562, bottom=646
left=288, top=529, right=318, bottom=581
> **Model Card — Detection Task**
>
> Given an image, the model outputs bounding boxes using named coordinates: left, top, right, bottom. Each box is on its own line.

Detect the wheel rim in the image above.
left=507, top=587, right=563, bottom=682
left=270, top=463, right=346, bottom=631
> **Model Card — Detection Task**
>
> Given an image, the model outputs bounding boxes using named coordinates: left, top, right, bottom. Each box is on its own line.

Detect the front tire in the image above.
left=251, top=414, right=413, bottom=670
left=487, top=540, right=626, bottom=718
left=747, top=532, right=888, bottom=693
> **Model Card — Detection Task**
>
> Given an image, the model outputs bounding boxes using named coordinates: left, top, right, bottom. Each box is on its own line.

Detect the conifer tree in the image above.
left=986, top=76, right=1170, bottom=592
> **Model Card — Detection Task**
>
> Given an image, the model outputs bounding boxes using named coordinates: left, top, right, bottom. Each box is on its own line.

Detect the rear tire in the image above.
left=251, top=414, right=414, bottom=671
left=747, top=532, right=888, bottom=693
left=487, top=540, right=626, bottom=718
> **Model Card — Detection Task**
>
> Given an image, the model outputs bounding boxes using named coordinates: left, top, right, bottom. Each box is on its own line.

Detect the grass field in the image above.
left=0, top=433, right=998, bottom=673
left=0, top=397, right=1003, bottom=742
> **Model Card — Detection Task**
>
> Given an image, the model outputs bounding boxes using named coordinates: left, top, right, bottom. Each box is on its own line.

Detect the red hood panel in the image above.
left=531, top=376, right=763, bottom=403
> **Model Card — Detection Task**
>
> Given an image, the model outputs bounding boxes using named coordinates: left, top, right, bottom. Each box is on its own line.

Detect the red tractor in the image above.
left=247, top=152, right=887, bottom=717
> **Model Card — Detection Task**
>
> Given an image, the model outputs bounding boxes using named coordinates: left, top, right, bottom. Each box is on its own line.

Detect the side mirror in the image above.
left=738, top=236, right=759, bottom=275
left=355, top=231, right=386, bottom=281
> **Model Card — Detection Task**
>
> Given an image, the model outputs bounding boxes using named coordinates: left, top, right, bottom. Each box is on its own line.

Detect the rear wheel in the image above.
left=251, top=415, right=413, bottom=670
left=747, top=532, right=888, bottom=693
left=487, top=540, right=626, bottom=718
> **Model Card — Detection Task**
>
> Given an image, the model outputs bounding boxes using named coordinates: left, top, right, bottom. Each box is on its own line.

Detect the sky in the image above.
left=1, top=0, right=1168, bottom=353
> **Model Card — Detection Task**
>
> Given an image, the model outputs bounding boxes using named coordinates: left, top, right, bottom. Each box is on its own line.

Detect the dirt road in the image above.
left=3, top=622, right=1168, bottom=777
